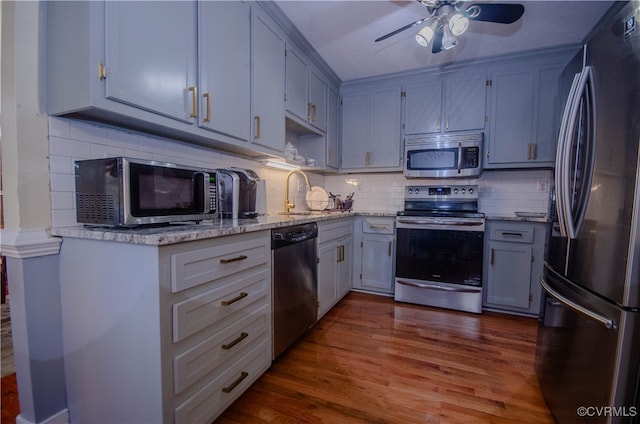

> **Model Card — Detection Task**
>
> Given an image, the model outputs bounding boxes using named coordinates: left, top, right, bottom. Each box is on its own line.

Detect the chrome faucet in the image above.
left=284, top=170, right=312, bottom=213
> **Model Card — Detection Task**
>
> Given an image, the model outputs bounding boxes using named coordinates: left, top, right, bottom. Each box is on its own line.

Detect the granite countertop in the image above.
left=49, top=211, right=395, bottom=246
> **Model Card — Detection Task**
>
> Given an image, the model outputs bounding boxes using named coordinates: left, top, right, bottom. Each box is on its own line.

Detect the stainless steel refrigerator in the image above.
left=535, top=2, right=640, bottom=423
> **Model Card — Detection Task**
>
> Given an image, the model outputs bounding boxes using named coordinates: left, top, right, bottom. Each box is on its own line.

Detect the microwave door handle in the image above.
left=194, top=172, right=210, bottom=213
left=457, top=143, right=462, bottom=174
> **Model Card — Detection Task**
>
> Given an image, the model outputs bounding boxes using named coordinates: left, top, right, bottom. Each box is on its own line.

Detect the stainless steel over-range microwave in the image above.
left=74, top=157, right=217, bottom=227
left=404, top=133, right=483, bottom=178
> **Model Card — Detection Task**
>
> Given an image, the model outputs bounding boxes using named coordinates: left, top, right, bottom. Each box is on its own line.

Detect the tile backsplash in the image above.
left=48, top=116, right=552, bottom=227
left=48, top=117, right=323, bottom=227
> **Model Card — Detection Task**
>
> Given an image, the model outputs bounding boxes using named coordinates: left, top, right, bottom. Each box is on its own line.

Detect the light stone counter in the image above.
left=485, top=214, right=550, bottom=224
left=49, top=211, right=395, bottom=246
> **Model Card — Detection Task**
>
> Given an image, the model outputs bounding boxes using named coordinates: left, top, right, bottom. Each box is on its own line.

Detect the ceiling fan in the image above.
left=375, top=0, right=525, bottom=53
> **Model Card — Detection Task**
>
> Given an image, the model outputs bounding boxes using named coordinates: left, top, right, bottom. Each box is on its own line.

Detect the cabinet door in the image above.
left=309, top=69, right=327, bottom=131
left=487, top=69, right=535, bottom=165
left=251, top=8, right=285, bottom=153
left=337, top=237, right=353, bottom=298
left=486, top=243, right=533, bottom=309
left=285, top=45, right=309, bottom=122
left=404, top=81, right=442, bottom=135
left=340, top=92, right=370, bottom=169
left=105, top=1, right=197, bottom=123
left=533, top=66, right=562, bottom=164
left=444, top=76, right=487, bottom=132
left=370, top=87, right=402, bottom=168
left=199, top=1, right=250, bottom=141
left=317, top=241, right=339, bottom=319
left=326, top=87, right=340, bottom=169
left=361, top=234, right=394, bottom=293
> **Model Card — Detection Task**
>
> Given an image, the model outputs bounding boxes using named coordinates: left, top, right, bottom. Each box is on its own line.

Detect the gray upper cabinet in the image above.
left=404, top=74, right=486, bottom=135
left=251, top=7, right=286, bottom=153
left=104, top=2, right=198, bottom=124
left=325, top=87, right=340, bottom=169
left=198, top=1, right=251, bottom=142
left=486, top=62, right=564, bottom=168
left=285, top=43, right=327, bottom=133
left=340, top=86, right=403, bottom=171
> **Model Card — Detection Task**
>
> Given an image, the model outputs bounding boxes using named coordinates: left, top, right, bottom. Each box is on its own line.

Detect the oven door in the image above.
left=395, top=217, right=485, bottom=313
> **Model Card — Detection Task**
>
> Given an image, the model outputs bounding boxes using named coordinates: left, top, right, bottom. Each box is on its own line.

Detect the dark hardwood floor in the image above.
left=216, top=291, right=552, bottom=423
left=0, top=292, right=552, bottom=424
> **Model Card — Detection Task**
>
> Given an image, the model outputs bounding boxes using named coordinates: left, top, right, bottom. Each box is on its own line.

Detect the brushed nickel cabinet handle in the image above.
left=222, top=371, right=249, bottom=394
left=307, top=102, right=313, bottom=121
left=254, top=116, right=261, bottom=139
left=369, top=224, right=386, bottom=229
left=221, top=332, right=248, bottom=350
left=220, top=255, right=248, bottom=264
left=527, top=143, right=532, bottom=160
left=220, top=292, right=248, bottom=306
left=532, top=143, right=537, bottom=160
left=490, top=248, right=495, bottom=265
left=188, top=86, right=198, bottom=118
left=388, top=241, right=392, bottom=256
left=203, top=92, right=211, bottom=122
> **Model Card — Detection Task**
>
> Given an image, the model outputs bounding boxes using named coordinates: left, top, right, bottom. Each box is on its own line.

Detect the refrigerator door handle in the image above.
left=560, top=66, right=597, bottom=239
left=540, top=276, right=617, bottom=330
left=555, top=72, right=581, bottom=238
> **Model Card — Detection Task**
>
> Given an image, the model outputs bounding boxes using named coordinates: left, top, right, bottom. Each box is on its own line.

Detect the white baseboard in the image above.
left=16, top=408, right=69, bottom=424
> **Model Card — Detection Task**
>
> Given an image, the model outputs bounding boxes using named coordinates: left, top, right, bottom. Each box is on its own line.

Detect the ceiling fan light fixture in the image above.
left=441, top=23, right=458, bottom=50
left=448, top=13, right=469, bottom=36
left=415, top=25, right=435, bottom=47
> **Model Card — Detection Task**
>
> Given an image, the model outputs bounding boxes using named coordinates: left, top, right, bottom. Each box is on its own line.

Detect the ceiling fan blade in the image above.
left=431, top=28, right=444, bottom=53
left=467, top=3, right=525, bottom=24
left=375, top=17, right=429, bottom=42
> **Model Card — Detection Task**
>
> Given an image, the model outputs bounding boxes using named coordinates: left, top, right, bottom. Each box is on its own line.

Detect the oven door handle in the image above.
left=397, top=219, right=484, bottom=226
left=396, top=279, right=481, bottom=293
left=457, top=143, right=463, bottom=174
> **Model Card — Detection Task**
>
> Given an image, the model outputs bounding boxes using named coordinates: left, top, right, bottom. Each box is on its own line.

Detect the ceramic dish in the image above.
left=305, top=186, right=329, bottom=210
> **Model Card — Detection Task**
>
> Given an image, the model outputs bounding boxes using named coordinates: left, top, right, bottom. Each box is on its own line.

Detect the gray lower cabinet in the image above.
left=58, top=231, right=272, bottom=423
left=483, top=220, right=547, bottom=316
left=353, top=217, right=396, bottom=295
left=317, top=219, right=353, bottom=320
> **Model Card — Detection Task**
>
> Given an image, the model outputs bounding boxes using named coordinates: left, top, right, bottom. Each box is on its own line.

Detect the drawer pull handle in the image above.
left=222, top=332, right=248, bottom=350
left=220, top=255, right=248, bottom=264
left=221, top=292, right=248, bottom=306
left=221, top=371, right=249, bottom=394
left=501, top=232, right=523, bottom=237
left=369, top=225, right=386, bottom=229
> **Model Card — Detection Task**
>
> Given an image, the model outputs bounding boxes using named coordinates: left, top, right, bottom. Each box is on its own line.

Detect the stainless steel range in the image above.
left=394, top=185, right=485, bottom=314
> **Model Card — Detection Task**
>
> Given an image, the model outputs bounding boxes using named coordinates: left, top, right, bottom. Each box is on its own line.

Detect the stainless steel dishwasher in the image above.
left=271, top=222, right=318, bottom=359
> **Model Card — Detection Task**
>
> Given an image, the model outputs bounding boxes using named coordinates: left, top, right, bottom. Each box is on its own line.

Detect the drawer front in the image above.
left=173, top=268, right=269, bottom=342
left=171, top=236, right=269, bottom=293
left=362, top=217, right=395, bottom=234
left=173, top=304, right=268, bottom=394
left=318, top=218, right=353, bottom=243
left=489, top=224, right=534, bottom=244
left=174, top=339, right=271, bottom=424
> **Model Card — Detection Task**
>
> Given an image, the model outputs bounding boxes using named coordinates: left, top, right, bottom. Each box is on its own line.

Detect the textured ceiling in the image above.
left=275, top=0, right=615, bottom=81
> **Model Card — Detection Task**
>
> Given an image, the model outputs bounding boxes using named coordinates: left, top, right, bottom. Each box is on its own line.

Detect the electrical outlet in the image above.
left=537, top=180, right=548, bottom=193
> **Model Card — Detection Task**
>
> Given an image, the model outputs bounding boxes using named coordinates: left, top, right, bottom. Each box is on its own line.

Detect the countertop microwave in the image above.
left=404, top=133, right=483, bottom=178
left=74, top=157, right=217, bottom=227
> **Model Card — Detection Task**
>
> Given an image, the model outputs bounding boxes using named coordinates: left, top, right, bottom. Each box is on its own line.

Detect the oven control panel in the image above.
left=404, top=185, right=478, bottom=201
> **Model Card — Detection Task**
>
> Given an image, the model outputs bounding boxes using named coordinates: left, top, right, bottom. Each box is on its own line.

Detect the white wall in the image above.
left=48, top=117, right=326, bottom=227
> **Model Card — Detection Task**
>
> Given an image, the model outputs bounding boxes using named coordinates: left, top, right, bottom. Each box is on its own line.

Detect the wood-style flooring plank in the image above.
left=215, top=292, right=552, bottom=424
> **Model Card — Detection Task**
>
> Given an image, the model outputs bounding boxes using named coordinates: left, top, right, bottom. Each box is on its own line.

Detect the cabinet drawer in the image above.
left=173, top=268, right=269, bottom=342
left=489, top=224, right=534, bottom=243
left=362, top=217, right=395, bottom=235
left=173, top=305, right=268, bottom=394
left=174, top=339, right=271, bottom=424
left=317, top=219, right=353, bottom=243
left=171, top=236, right=269, bottom=293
